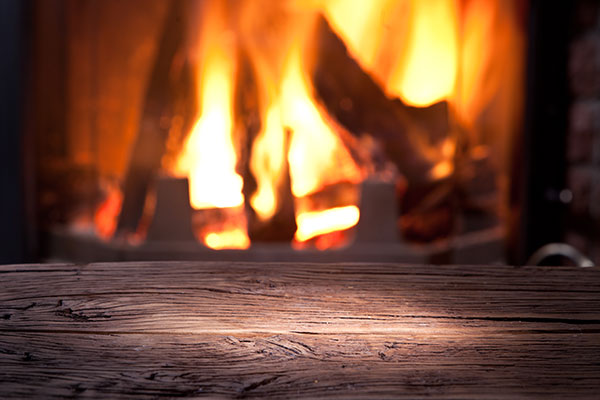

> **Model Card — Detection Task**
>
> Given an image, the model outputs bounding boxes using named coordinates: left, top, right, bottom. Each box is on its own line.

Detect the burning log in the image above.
left=312, top=16, right=457, bottom=242
left=311, top=15, right=449, bottom=185
left=235, top=51, right=297, bottom=242
left=246, top=129, right=297, bottom=242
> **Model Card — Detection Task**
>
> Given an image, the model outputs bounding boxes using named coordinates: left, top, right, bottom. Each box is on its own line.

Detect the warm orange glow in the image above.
left=249, top=106, right=286, bottom=221
left=388, top=0, right=458, bottom=106
left=147, top=0, right=524, bottom=250
left=295, top=205, right=360, bottom=242
left=457, top=0, right=496, bottom=126
left=318, top=0, right=396, bottom=69
left=94, top=184, right=122, bottom=240
left=429, top=138, right=455, bottom=180
left=317, top=0, right=459, bottom=107
left=204, top=227, right=250, bottom=250
left=168, top=0, right=250, bottom=250
left=281, top=46, right=364, bottom=198
left=173, top=45, right=243, bottom=210
left=241, top=4, right=365, bottom=243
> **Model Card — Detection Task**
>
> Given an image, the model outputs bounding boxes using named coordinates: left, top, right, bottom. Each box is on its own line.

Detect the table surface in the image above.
left=0, top=261, right=599, bottom=398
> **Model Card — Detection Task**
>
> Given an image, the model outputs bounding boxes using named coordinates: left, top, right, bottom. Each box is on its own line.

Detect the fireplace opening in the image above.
left=3, top=0, right=586, bottom=265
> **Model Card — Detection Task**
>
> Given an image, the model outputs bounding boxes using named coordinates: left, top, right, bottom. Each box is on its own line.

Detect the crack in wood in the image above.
left=54, top=308, right=112, bottom=322
left=240, top=375, right=280, bottom=395
left=19, top=302, right=36, bottom=311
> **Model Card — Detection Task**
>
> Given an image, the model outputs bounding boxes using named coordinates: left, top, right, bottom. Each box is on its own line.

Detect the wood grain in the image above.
left=1, top=262, right=599, bottom=398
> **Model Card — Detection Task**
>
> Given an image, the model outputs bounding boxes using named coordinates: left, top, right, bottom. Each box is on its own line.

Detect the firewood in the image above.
left=311, top=16, right=468, bottom=242
left=235, top=52, right=297, bottom=242
left=311, top=15, right=449, bottom=185
left=116, top=0, right=190, bottom=235
left=246, top=129, right=297, bottom=242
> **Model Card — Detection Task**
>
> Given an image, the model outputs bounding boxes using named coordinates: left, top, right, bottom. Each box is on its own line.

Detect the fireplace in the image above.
left=1, top=0, right=583, bottom=265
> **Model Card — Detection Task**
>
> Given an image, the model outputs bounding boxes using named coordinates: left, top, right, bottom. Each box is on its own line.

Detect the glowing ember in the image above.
left=430, top=138, right=456, bottom=180
left=94, top=184, right=122, bottom=240
left=295, top=205, right=360, bottom=242
left=205, top=227, right=250, bottom=250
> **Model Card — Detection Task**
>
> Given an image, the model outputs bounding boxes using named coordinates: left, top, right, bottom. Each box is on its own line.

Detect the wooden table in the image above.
left=1, top=262, right=599, bottom=398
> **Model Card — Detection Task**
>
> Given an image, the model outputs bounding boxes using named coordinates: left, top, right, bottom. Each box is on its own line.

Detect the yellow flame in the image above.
left=174, top=45, right=243, bottom=210
left=205, top=227, right=250, bottom=250
left=388, top=0, right=459, bottom=106
left=248, top=37, right=364, bottom=241
left=295, top=205, right=360, bottom=242
left=319, top=0, right=458, bottom=107
left=249, top=106, right=286, bottom=221
left=281, top=46, right=363, bottom=198
left=318, top=0, right=397, bottom=68
left=166, top=0, right=522, bottom=249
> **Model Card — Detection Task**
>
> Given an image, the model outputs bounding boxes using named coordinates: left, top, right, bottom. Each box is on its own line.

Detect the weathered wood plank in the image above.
left=0, top=262, right=599, bottom=398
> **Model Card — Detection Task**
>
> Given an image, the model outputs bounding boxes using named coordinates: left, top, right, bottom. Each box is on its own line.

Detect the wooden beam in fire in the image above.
left=311, top=16, right=456, bottom=241
left=311, top=16, right=449, bottom=186
left=235, top=50, right=298, bottom=242
left=116, top=0, right=193, bottom=235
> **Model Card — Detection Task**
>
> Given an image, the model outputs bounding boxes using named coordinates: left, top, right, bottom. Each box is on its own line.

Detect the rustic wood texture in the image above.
left=0, top=262, right=599, bottom=398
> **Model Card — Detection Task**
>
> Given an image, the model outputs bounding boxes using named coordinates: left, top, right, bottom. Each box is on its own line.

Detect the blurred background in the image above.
left=1, top=0, right=597, bottom=266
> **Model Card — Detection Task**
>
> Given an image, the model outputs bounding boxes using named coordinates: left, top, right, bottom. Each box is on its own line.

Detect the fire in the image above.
left=170, top=0, right=460, bottom=248
left=249, top=107, right=286, bottom=221
left=294, top=205, right=360, bottom=242
left=150, top=0, right=522, bottom=250
left=205, top=228, right=250, bottom=250
left=281, top=46, right=363, bottom=198
left=173, top=45, right=243, bottom=210
left=316, top=0, right=397, bottom=69
left=170, top=1, right=249, bottom=249
left=388, top=0, right=459, bottom=106
left=94, top=183, right=122, bottom=240
left=243, top=6, right=365, bottom=243
left=317, top=0, right=459, bottom=106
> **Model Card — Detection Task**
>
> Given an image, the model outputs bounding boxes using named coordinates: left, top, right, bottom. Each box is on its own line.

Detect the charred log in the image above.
left=246, top=129, right=297, bottom=242
left=312, top=16, right=449, bottom=185
left=116, top=0, right=191, bottom=235
left=313, top=16, right=459, bottom=241
left=235, top=52, right=297, bottom=242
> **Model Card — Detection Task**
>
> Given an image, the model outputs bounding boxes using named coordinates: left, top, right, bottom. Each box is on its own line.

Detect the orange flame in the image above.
left=94, top=184, right=122, bottom=240
left=240, top=4, right=365, bottom=244
left=173, top=45, right=243, bottom=210
left=155, top=0, right=524, bottom=249
left=170, top=1, right=249, bottom=249
left=318, top=0, right=459, bottom=107
left=249, top=106, right=287, bottom=221
left=294, top=205, right=360, bottom=242
left=388, top=0, right=459, bottom=106
left=281, top=46, right=364, bottom=198
left=205, top=228, right=250, bottom=250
